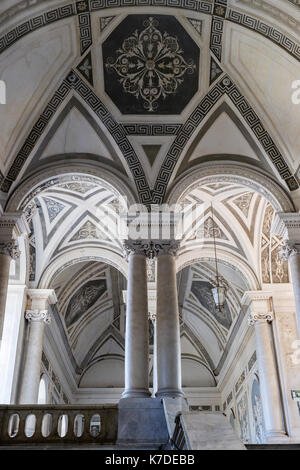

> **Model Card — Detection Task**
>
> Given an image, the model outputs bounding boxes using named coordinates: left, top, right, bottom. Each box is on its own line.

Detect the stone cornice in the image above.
left=271, top=212, right=300, bottom=241
left=0, top=212, right=30, bottom=238
left=241, top=291, right=272, bottom=305
left=25, top=309, right=51, bottom=324
left=27, top=289, right=57, bottom=305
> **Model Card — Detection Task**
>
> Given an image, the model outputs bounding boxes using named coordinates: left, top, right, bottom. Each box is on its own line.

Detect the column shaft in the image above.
left=288, top=253, right=300, bottom=333
left=0, top=254, right=12, bottom=341
left=156, top=253, right=183, bottom=397
left=254, top=319, right=286, bottom=440
left=19, top=318, right=46, bottom=404
left=123, top=253, right=150, bottom=398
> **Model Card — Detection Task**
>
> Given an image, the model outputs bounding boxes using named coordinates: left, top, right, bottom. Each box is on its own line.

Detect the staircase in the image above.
left=1, top=404, right=299, bottom=450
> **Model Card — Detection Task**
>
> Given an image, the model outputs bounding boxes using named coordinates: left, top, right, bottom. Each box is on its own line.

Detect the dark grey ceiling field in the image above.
left=102, top=15, right=200, bottom=114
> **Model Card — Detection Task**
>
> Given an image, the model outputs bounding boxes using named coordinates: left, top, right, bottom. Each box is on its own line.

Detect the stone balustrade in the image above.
left=0, top=405, right=118, bottom=446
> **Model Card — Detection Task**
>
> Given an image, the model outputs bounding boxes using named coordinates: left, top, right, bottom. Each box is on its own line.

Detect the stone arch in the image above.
left=5, top=162, right=137, bottom=212
left=167, top=163, right=295, bottom=212
left=38, top=247, right=128, bottom=289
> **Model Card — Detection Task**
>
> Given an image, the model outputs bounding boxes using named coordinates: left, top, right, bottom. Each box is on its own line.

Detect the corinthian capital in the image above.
left=0, top=240, right=20, bottom=259
left=25, top=310, right=51, bottom=325
left=248, top=311, right=274, bottom=326
left=279, top=241, right=300, bottom=260
left=123, top=239, right=151, bottom=258
left=153, top=240, right=180, bottom=257
left=123, top=239, right=181, bottom=259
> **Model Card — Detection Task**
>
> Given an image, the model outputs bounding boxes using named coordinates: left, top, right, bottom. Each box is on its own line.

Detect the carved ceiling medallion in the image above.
left=105, top=17, right=196, bottom=112
left=103, top=15, right=199, bottom=114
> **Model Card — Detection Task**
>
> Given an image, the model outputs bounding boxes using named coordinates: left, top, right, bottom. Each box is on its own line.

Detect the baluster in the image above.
left=18, top=411, right=26, bottom=440
left=35, top=411, right=43, bottom=440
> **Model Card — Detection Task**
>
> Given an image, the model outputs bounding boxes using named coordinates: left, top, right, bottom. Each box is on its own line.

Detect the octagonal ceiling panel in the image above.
left=102, top=14, right=200, bottom=114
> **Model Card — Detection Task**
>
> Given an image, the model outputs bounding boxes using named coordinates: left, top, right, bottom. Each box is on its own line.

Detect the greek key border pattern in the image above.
left=90, top=0, right=213, bottom=12
left=0, top=1, right=299, bottom=65
left=0, top=79, right=72, bottom=193
left=0, top=71, right=152, bottom=203
left=226, top=9, right=300, bottom=62
left=210, top=16, right=224, bottom=62
left=287, top=0, right=300, bottom=7
left=69, top=71, right=151, bottom=202
left=78, top=12, right=92, bottom=54
left=0, top=4, right=76, bottom=54
left=122, top=123, right=182, bottom=135
left=152, top=75, right=298, bottom=203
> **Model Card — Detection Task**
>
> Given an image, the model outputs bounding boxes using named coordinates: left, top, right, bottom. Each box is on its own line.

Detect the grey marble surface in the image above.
left=117, top=398, right=169, bottom=446
left=181, top=411, right=246, bottom=450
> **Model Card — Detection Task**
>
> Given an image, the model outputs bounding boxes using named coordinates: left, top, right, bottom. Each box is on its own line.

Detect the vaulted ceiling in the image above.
left=0, top=0, right=299, bottom=205
left=1, top=0, right=299, bottom=390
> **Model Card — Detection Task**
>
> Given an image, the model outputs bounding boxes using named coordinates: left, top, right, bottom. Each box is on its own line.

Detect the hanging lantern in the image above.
left=211, top=283, right=227, bottom=311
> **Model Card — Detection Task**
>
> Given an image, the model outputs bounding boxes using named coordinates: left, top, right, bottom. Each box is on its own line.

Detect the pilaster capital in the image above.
left=0, top=212, right=30, bottom=238
left=0, top=240, right=20, bottom=259
left=248, top=311, right=274, bottom=326
left=271, top=212, right=300, bottom=242
left=279, top=241, right=300, bottom=260
left=153, top=239, right=180, bottom=257
left=25, top=309, right=51, bottom=325
left=27, top=289, right=57, bottom=311
left=242, top=290, right=273, bottom=326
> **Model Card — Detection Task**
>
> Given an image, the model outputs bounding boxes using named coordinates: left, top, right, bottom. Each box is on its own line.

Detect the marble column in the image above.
left=0, top=240, right=20, bottom=342
left=0, top=213, right=29, bottom=343
left=19, top=289, right=56, bottom=404
left=156, top=240, right=183, bottom=398
left=122, top=240, right=150, bottom=398
left=243, top=291, right=287, bottom=442
left=280, top=241, right=300, bottom=334
left=272, top=212, right=300, bottom=335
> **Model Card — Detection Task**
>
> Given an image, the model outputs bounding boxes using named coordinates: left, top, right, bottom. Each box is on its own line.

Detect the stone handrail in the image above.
left=171, top=414, right=188, bottom=450
left=0, top=404, right=118, bottom=446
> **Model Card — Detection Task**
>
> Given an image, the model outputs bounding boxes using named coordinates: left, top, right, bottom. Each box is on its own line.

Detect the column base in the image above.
left=122, top=388, right=151, bottom=398
left=156, top=388, right=184, bottom=398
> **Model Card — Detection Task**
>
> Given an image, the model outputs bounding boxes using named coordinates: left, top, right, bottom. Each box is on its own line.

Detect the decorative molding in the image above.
left=123, top=239, right=152, bottom=258
left=0, top=240, right=20, bottom=259
left=153, top=75, right=298, bottom=203
left=0, top=4, right=76, bottom=55
left=122, top=123, right=182, bottom=135
left=210, top=16, right=224, bottom=61
left=241, top=290, right=272, bottom=304
left=226, top=9, right=300, bottom=63
left=0, top=71, right=151, bottom=203
left=0, top=0, right=298, bottom=66
left=78, top=11, right=92, bottom=55
left=153, top=239, right=180, bottom=257
left=187, top=17, right=203, bottom=36
left=280, top=241, right=300, bottom=261
left=27, top=288, right=57, bottom=305
left=271, top=212, right=300, bottom=241
left=167, top=164, right=294, bottom=213
left=123, top=239, right=180, bottom=258
left=100, top=16, right=115, bottom=32
left=77, top=51, right=93, bottom=86
left=248, top=311, right=274, bottom=326
left=209, top=56, right=223, bottom=85
left=105, top=16, right=197, bottom=112
left=25, top=309, right=51, bottom=324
